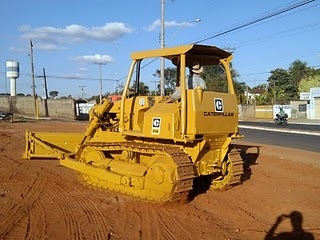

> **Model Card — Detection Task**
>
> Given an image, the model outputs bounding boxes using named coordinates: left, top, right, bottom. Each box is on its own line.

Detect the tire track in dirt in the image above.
left=55, top=182, right=112, bottom=240
left=0, top=156, right=18, bottom=212
left=0, top=162, right=30, bottom=214
left=109, top=197, right=159, bottom=239
left=154, top=207, right=192, bottom=240
left=138, top=202, right=161, bottom=240
left=114, top=197, right=197, bottom=240
left=47, top=176, right=114, bottom=240
left=46, top=184, right=83, bottom=240
left=0, top=163, right=47, bottom=239
left=0, top=155, right=23, bottom=184
left=102, top=194, right=193, bottom=240
left=25, top=200, right=47, bottom=240
left=127, top=200, right=161, bottom=240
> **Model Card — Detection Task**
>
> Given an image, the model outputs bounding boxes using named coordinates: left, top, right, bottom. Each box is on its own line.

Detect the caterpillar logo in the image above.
left=203, top=98, right=234, bottom=117
left=214, top=98, right=224, bottom=112
left=151, top=117, right=161, bottom=135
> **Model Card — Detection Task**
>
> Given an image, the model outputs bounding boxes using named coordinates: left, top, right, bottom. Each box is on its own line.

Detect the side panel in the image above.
left=142, top=103, right=181, bottom=139
left=110, top=96, right=153, bottom=132
left=186, top=90, right=238, bottom=136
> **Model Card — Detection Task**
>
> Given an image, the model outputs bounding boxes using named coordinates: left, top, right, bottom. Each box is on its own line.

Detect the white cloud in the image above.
left=19, top=22, right=133, bottom=50
left=145, top=19, right=161, bottom=32
left=18, top=24, right=31, bottom=32
left=78, top=67, right=87, bottom=72
left=72, top=54, right=114, bottom=64
left=9, top=46, right=27, bottom=52
left=145, top=19, right=195, bottom=32
left=35, top=44, right=67, bottom=51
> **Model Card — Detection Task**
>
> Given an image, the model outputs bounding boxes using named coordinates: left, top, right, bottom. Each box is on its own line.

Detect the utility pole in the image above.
left=29, top=40, right=37, bottom=116
left=273, top=81, right=276, bottom=105
left=79, top=85, right=86, bottom=99
left=151, top=80, right=158, bottom=96
left=94, top=62, right=106, bottom=102
left=114, top=72, right=118, bottom=93
left=160, top=0, right=165, bottom=96
left=246, top=85, right=249, bottom=105
left=42, top=68, right=49, bottom=116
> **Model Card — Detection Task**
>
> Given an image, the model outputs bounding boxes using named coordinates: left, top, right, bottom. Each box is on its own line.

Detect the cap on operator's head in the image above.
left=191, top=63, right=203, bottom=74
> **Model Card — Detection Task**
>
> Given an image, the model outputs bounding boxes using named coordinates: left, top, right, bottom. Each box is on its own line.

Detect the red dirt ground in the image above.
left=0, top=120, right=319, bottom=240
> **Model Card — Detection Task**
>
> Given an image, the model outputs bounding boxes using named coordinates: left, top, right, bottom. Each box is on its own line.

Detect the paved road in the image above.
left=238, top=120, right=320, bottom=152
left=239, top=120, right=320, bottom=136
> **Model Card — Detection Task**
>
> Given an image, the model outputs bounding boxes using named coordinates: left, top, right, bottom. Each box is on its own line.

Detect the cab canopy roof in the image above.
left=131, top=44, right=232, bottom=66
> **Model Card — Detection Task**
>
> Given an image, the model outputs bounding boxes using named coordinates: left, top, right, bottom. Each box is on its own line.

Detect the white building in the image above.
left=309, top=87, right=320, bottom=119
left=301, top=87, right=320, bottom=119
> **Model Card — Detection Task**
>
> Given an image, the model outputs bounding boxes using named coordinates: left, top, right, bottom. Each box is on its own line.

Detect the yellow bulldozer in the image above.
left=23, top=44, right=244, bottom=203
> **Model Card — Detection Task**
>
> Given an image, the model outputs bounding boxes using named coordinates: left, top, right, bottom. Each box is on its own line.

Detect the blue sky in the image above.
left=1, top=0, right=319, bottom=98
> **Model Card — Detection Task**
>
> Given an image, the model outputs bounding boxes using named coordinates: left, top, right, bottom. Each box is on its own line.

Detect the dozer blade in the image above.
left=23, top=131, right=84, bottom=160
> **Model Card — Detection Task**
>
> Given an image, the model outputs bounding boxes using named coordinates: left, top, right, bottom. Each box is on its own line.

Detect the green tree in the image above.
left=203, top=65, right=228, bottom=92
left=289, top=60, right=309, bottom=88
left=131, top=80, right=149, bottom=95
left=267, top=68, right=297, bottom=102
left=267, top=87, right=286, bottom=105
left=49, top=90, right=59, bottom=99
left=299, top=75, right=320, bottom=92
left=249, top=84, right=270, bottom=105
left=153, top=67, right=177, bottom=95
left=254, top=92, right=269, bottom=105
left=252, top=83, right=267, bottom=90
left=201, top=65, right=245, bottom=95
left=115, top=83, right=125, bottom=95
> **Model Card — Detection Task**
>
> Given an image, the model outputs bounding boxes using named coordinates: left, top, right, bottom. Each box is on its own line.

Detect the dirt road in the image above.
left=0, top=120, right=319, bottom=240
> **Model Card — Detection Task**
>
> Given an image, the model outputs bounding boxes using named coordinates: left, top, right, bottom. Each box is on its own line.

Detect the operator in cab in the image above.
left=165, top=63, right=206, bottom=103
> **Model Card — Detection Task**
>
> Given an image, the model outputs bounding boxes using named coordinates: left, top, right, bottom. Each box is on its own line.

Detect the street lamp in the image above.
left=94, top=62, right=106, bottom=102
left=166, top=18, right=201, bottom=46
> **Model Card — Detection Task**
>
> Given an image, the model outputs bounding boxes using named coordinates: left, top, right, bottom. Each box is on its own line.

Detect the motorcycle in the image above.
left=0, top=112, right=13, bottom=123
left=274, top=113, right=288, bottom=126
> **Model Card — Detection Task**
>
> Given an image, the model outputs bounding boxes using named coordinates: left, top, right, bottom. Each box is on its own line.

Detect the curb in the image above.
left=238, top=125, right=320, bottom=136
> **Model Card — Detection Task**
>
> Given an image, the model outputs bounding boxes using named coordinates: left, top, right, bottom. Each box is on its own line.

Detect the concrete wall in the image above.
left=0, top=96, right=76, bottom=119
left=255, top=105, right=273, bottom=119
left=290, top=100, right=308, bottom=119
left=1, top=96, right=314, bottom=120
left=243, top=103, right=308, bottom=119
left=238, top=104, right=255, bottom=119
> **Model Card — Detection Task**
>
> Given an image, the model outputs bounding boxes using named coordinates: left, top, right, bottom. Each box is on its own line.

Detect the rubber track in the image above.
left=78, top=141, right=195, bottom=202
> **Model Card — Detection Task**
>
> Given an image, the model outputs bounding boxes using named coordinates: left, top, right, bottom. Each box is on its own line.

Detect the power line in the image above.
left=234, top=19, right=320, bottom=48
left=194, top=0, right=316, bottom=44
left=4, top=72, right=119, bottom=82
left=240, top=64, right=320, bottom=78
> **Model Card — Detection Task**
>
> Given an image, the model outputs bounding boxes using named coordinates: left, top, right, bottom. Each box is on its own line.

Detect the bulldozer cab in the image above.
left=118, top=44, right=239, bottom=142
